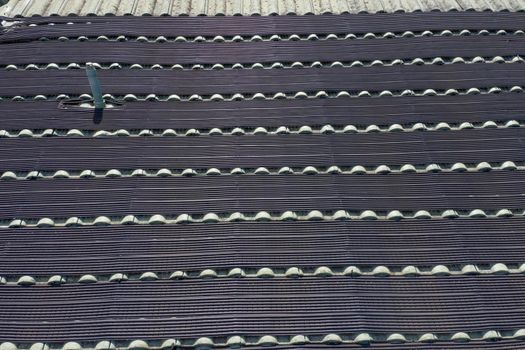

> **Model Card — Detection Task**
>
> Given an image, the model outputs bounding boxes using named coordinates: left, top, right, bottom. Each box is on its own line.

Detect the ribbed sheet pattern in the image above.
left=0, top=218, right=524, bottom=275
left=0, top=32, right=525, bottom=65
left=2, top=172, right=525, bottom=218
left=1, top=276, right=525, bottom=341
left=2, top=64, right=525, bottom=97
left=1, top=35, right=524, bottom=66
left=0, top=94, right=523, bottom=130
left=1, top=11, right=525, bottom=349
left=1, top=129, right=523, bottom=170
left=1, top=0, right=524, bottom=17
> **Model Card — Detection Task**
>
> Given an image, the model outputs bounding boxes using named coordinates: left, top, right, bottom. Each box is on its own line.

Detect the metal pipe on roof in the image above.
left=85, top=62, right=105, bottom=109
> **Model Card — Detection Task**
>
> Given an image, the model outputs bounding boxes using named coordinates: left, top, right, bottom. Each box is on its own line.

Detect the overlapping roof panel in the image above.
left=1, top=276, right=525, bottom=341
left=1, top=218, right=525, bottom=275
left=3, top=64, right=525, bottom=97
left=0, top=94, right=523, bottom=129
left=1, top=9, right=525, bottom=350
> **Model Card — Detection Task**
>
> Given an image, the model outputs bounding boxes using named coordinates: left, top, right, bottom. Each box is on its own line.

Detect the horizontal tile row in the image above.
left=1, top=128, right=523, bottom=171
left=3, top=94, right=524, bottom=130
left=7, top=28, right=523, bottom=44
left=2, top=263, right=523, bottom=287
left=1, top=119, right=521, bottom=138
left=2, top=35, right=523, bottom=65
left=4, top=58, right=525, bottom=90
left=4, top=62, right=525, bottom=96
left=1, top=208, right=522, bottom=229
left=1, top=172, right=524, bottom=218
left=2, top=161, right=521, bottom=181
left=185, top=340, right=525, bottom=350
left=4, top=55, right=523, bottom=71
left=5, top=86, right=524, bottom=103
left=1, top=275, right=525, bottom=339
left=3, top=218, right=525, bottom=274
left=2, top=330, right=525, bottom=350
left=191, top=340, right=525, bottom=350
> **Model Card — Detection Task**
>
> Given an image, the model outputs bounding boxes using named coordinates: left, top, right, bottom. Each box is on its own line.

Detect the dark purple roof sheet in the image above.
left=1, top=276, right=525, bottom=341
left=0, top=172, right=524, bottom=218
left=0, top=218, right=524, bottom=275
left=2, top=35, right=524, bottom=65
left=1, top=129, right=523, bottom=170
left=0, top=94, right=523, bottom=130
left=0, top=11, right=525, bottom=349
left=2, top=64, right=525, bottom=97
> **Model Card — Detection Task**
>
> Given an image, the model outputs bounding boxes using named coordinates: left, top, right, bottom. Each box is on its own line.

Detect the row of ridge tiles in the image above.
left=3, top=340, right=525, bottom=350
left=2, top=333, right=525, bottom=350
left=1, top=0, right=525, bottom=17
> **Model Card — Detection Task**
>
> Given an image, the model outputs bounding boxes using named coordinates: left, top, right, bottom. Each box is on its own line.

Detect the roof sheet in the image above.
left=1, top=10, right=525, bottom=350
left=2, top=218, right=525, bottom=276
left=1, top=0, right=525, bottom=17
left=0, top=129, right=523, bottom=170
left=1, top=276, right=525, bottom=341
left=3, top=64, right=525, bottom=99
left=3, top=172, right=525, bottom=218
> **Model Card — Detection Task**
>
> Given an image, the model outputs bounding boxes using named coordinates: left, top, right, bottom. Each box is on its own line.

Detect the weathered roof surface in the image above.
left=1, top=10, right=525, bottom=350
left=2, top=219, right=525, bottom=275
left=1, top=0, right=525, bottom=17
left=2, top=275, right=525, bottom=339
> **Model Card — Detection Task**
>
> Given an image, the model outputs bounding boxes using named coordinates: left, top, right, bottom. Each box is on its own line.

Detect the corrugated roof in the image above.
left=1, top=0, right=524, bottom=17
left=2, top=10, right=525, bottom=350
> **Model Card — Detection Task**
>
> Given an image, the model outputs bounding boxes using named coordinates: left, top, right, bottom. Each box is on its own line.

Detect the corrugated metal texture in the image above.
left=4, top=13, right=525, bottom=43
left=2, top=11, right=525, bottom=350
left=0, top=172, right=524, bottom=218
left=1, top=129, right=523, bottom=170
left=2, top=64, right=524, bottom=97
left=0, top=94, right=523, bottom=130
left=1, top=275, right=525, bottom=340
left=1, top=0, right=524, bottom=17
left=1, top=218, right=525, bottom=275
left=1, top=35, right=523, bottom=67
